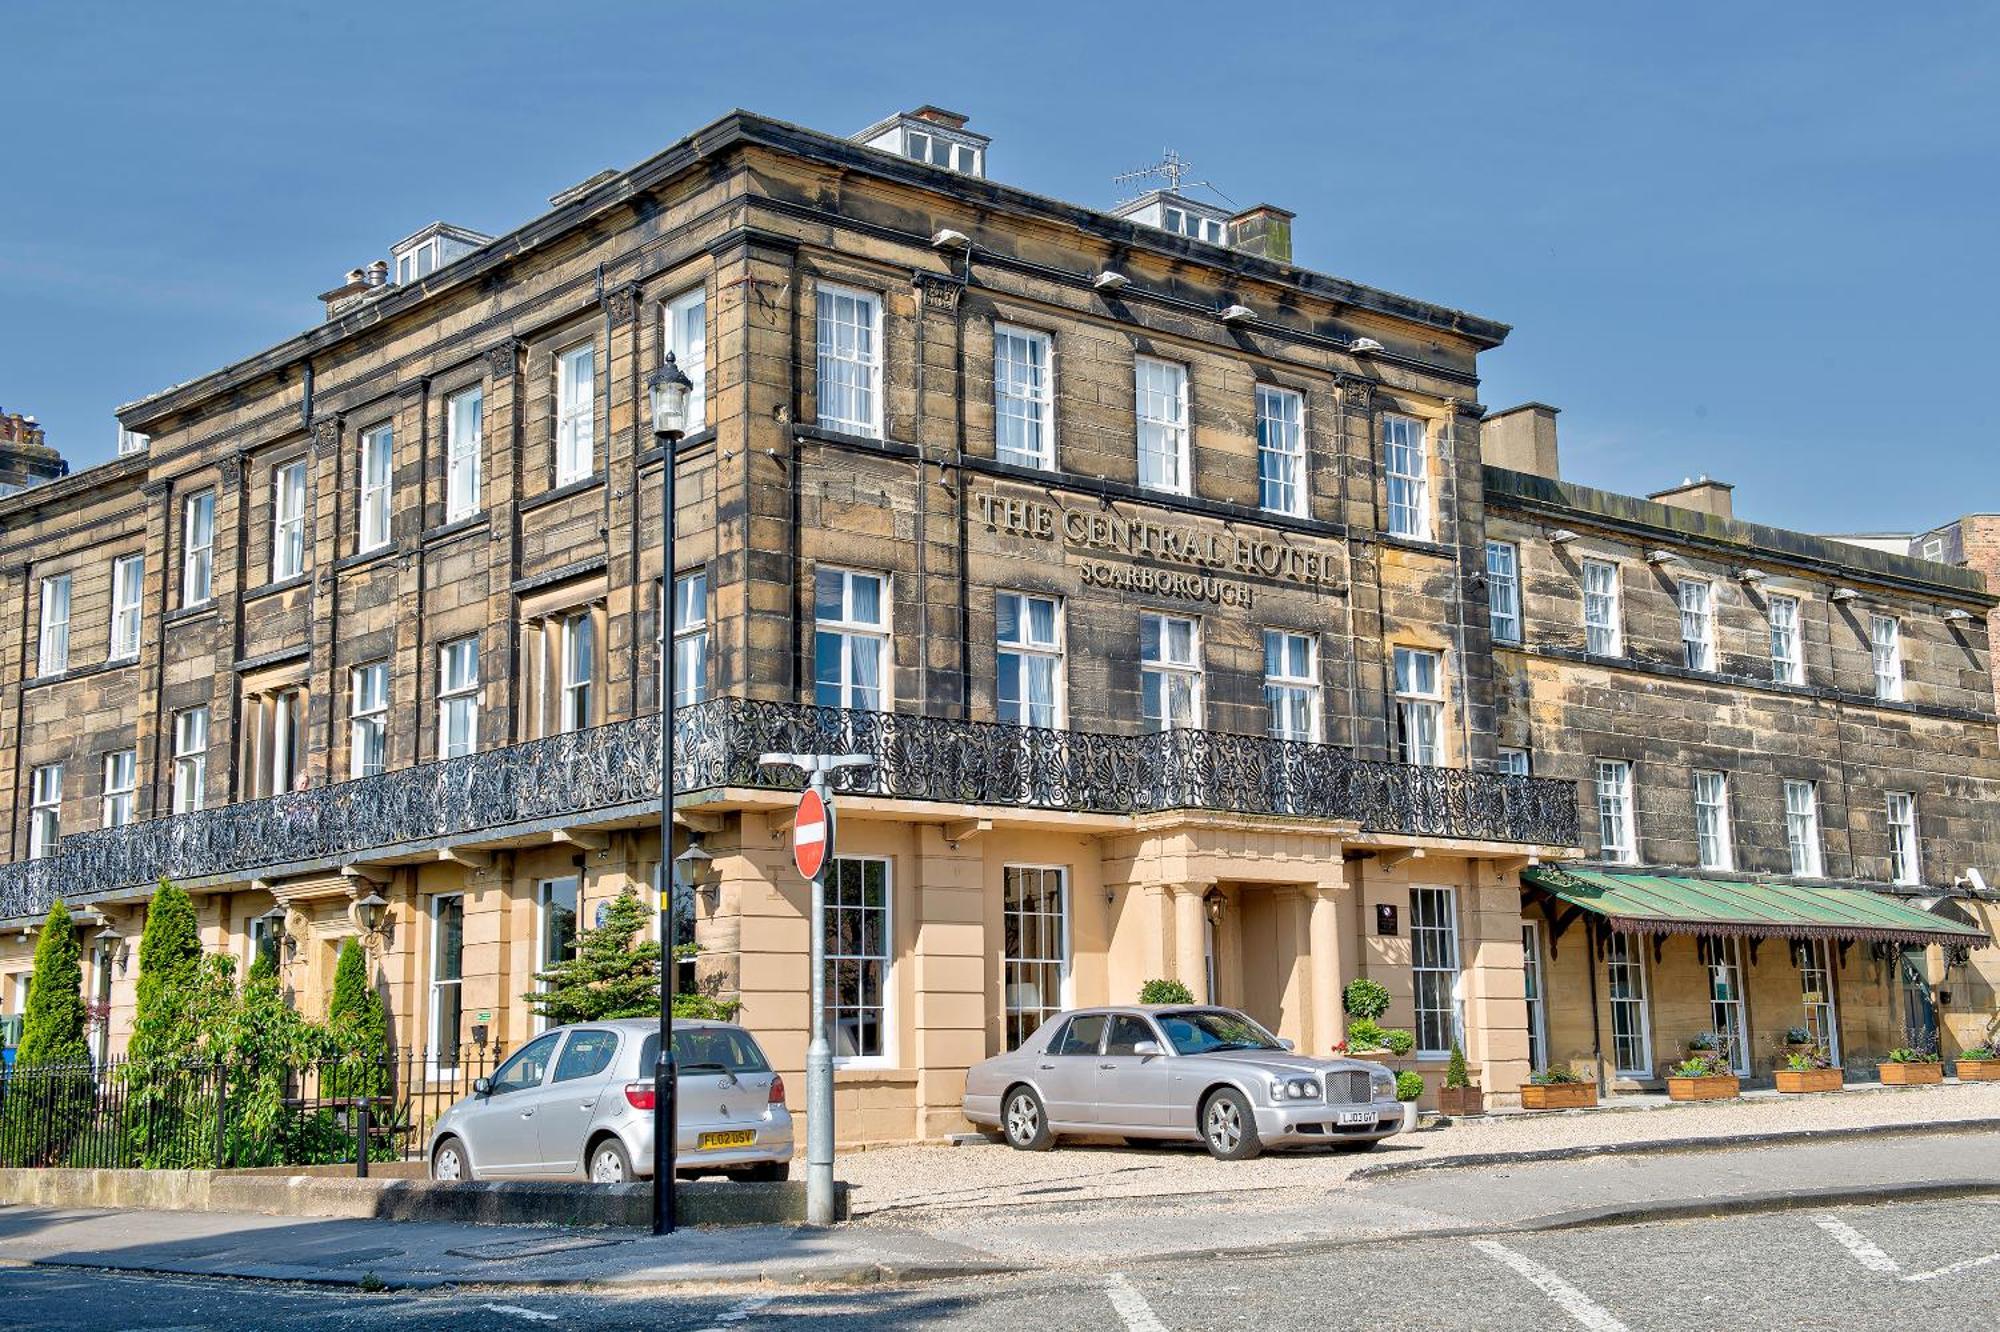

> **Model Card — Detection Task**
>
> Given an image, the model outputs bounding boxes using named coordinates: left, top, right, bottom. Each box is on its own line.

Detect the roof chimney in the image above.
left=318, top=266, right=378, bottom=320
left=1227, top=204, right=1294, bottom=265
left=367, top=260, right=389, bottom=287
left=1649, top=475, right=1735, bottom=520
left=1483, top=403, right=1562, bottom=479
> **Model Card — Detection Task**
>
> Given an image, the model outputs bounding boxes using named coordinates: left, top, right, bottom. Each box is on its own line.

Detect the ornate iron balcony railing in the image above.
left=0, top=699, right=1579, bottom=922
left=676, top=697, right=1580, bottom=846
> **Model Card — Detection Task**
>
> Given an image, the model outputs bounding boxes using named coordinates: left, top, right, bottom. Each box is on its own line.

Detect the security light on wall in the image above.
left=1831, top=587, right=1862, bottom=603
left=1644, top=548, right=1683, bottom=565
left=1093, top=270, right=1130, bottom=292
left=1736, top=567, right=1768, bottom=584
left=929, top=228, right=971, bottom=249
left=1219, top=304, right=1255, bottom=324
left=1546, top=528, right=1580, bottom=546
left=1349, top=337, right=1385, bottom=355
left=1943, top=608, right=1975, bottom=623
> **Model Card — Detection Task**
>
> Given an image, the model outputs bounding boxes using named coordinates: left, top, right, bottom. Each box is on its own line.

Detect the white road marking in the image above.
left=480, top=1305, right=559, bottom=1324
left=1817, top=1213, right=2000, bottom=1283
left=1104, top=1272, right=1169, bottom=1332
left=692, top=1291, right=776, bottom=1330
left=1815, top=1217, right=1901, bottom=1273
left=1471, top=1239, right=1630, bottom=1332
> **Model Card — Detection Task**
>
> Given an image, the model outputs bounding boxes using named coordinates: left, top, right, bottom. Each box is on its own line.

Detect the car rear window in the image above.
left=640, top=1027, right=772, bottom=1074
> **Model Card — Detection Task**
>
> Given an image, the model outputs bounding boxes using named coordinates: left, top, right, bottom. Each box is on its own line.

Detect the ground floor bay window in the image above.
left=1604, top=932, right=1652, bottom=1077
left=1410, top=885, right=1461, bottom=1058
left=825, top=857, right=891, bottom=1063
left=1003, top=866, right=1068, bottom=1048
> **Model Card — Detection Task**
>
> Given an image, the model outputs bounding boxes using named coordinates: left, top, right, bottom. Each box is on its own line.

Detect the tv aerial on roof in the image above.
left=1112, top=149, right=1236, bottom=209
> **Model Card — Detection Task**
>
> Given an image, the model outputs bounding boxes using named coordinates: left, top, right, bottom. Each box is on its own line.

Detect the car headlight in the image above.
left=1371, top=1072, right=1396, bottom=1098
left=1269, top=1077, right=1322, bottom=1100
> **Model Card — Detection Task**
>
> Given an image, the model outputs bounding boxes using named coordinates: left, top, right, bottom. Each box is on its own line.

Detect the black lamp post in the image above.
left=646, top=349, right=693, bottom=1237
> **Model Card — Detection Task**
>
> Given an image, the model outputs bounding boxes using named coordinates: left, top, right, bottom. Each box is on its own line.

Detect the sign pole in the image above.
left=803, top=778, right=836, bottom=1227
left=761, top=751, right=873, bottom=1228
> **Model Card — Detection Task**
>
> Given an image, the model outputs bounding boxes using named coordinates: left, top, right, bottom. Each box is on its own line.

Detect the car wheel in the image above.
left=737, top=1160, right=791, bottom=1183
left=587, top=1138, right=634, bottom=1184
left=431, top=1136, right=472, bottom=1182
left=1200, top=1089, right=1263, bottom=1161
left=1002, top=1086, right=1055, bottom=1152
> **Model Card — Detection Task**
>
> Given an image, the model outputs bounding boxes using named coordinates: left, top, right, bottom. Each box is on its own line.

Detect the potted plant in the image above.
left=1665, top=1048, right=1740, bottom=1101
left=1774, top=1045, right=1843, bottom=1094
left=1395, top=1070, right=1424, bottom=1132
left=1955, top=1043, right=2000, bottom=1082
left=1343, top=1017, right=1415, bottom=1060
left=1778, top=1025, right=1815, bottom=1061
left=1520, top=1063, right=1598, bottom=1110
left=1438, top=1042, right=1483, bottom=1116
left=1880, top=1043, right=1944, bottom=1085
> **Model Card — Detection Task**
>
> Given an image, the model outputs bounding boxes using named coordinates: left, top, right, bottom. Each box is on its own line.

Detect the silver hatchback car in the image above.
left=427, top=1018, right=794, bottom=1183
left=964, top=1005, right=1402, bottom=1160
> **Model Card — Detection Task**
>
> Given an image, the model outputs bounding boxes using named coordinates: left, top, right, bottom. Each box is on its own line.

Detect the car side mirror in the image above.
left=1278, top=1038, right=1296, bottom=1051
left=473, top=1077, right=492, bottom=1097
left=1133, top=1040, right=1163, bottom=1058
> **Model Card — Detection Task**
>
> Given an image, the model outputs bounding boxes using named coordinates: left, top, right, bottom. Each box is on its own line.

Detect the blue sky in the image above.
left=4, top=2, right=1994, bottom=531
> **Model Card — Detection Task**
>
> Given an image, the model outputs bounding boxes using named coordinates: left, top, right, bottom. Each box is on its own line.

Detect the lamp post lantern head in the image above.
left=354, top=890, right=389, bottom=934
left=649, top=352, right=694, bottom=441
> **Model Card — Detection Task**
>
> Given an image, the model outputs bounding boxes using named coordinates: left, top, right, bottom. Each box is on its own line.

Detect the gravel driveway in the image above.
left=838, top=1080, right=2000, bottom=1217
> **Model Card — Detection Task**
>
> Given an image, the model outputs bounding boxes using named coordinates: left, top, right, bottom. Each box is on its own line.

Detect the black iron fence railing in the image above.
left=0, top=700, right=1579, bottom=922
left=0, top=1046, right=506, bottom=1174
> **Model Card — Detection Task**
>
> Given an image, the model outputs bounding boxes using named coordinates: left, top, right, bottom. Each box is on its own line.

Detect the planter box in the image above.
left=1666, top=1074, right=1740, bottom=1102
left=1399, top=1101, right=1420, bottom=1133
left=1520, top=1082, right=1598, bottom=1110
left=1879, top=1061, right=1944, bottom=1085
left=1437, top=1086, right=1484, bottom=1117
left=1775, top=1067, right=1844, bottom=1094
left=1955, top=1058, right=2000, bottom=1082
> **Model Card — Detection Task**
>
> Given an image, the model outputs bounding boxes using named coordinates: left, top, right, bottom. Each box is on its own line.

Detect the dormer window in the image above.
left=395, top=238, right=443, bottom=285
left=389, top=222, right=495, bottom=287
left=854, top=107, right=990, bottom=179
left=903, top=127, right=982, bottom=175
left=1162, top=205, right=1227, bottom=245
left=1114, top=190, right=1233, bottom=247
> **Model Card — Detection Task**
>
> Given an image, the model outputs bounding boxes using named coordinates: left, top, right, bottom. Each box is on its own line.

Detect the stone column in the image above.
left=1309, top=883, right=1348, bottom=1055
left=1173, top=886, right=1208, bottom=1002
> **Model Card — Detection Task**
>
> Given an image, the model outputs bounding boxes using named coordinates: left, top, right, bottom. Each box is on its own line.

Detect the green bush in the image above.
left=1344, top=1017, right=1387, bottom=1049
left=1341, top=978, right=1391, bottom=1021
left=18, top=902, right=88, bottom=1067
left=1394, top=1071, right=1424, bottom=1102
left=1530, top=1064, right=1587, bottom=1085
left=1382, top=1028, right=1416, bottom=1057
left=1885, top=1045, right=1941, bottom=1064
left=129, top=879, right=203, bottom=1065
left=1138, top=978, right=1195, bottom=1006
left=1444, top=1042, right=1471, bottom=1090
left=325, top=939, right=390, bottom=1100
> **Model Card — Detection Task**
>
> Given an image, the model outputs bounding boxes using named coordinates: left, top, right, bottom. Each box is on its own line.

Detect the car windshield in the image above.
left=640, top=1027, right=771, bottom=1075
left=1156, top=1009, right=1286, bottom=1055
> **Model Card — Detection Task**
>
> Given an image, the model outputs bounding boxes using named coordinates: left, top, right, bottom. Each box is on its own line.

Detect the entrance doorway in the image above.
left=1898, top=949, right=1938, bottom=1051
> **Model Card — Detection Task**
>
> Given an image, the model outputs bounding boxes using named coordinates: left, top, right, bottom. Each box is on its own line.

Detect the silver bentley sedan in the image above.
left=963, top=1005, right=1402, bottom=1160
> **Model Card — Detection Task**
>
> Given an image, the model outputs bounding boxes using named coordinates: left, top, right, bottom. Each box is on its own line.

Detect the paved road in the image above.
left=6, top=1196, right=1998, bottom=1330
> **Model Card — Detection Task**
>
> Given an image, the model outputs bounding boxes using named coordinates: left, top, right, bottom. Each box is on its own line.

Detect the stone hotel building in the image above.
left=0, top=108, right=1992, bottom=1138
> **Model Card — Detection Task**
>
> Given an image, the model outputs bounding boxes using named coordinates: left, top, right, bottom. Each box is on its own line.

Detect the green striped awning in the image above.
left=1521, top=866, right=1989, bottom=947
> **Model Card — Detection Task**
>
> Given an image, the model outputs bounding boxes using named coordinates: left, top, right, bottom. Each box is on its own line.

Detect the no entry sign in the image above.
left=792, top=787, right=830, bottom=881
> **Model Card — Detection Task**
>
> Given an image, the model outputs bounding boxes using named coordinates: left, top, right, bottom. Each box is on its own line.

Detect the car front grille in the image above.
left=1326, top=1070, right=1373, bottom=1104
